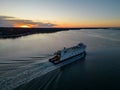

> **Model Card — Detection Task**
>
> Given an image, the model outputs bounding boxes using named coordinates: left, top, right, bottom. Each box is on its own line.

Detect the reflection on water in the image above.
left=0, top=29, right=120, bottom=90
left=0, top=29, right=120, bottom=74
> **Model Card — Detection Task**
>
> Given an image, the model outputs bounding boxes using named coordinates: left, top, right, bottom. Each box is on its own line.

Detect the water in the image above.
left=0, top=29, right=120, bottom=90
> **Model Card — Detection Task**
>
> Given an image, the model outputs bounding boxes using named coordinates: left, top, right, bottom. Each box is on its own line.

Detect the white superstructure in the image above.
left=49, top=43, right=86, bottom=64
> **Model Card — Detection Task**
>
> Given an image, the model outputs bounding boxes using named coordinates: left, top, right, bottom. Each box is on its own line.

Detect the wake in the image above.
left=0, top=54, right=84, bottom=90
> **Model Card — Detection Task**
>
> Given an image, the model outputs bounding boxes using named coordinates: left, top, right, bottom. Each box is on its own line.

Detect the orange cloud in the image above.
left=14, top=23, right=37, bottom=28
left=0, top=15, right=119, bottom=28
left=0, top=16, right=56, bottom=28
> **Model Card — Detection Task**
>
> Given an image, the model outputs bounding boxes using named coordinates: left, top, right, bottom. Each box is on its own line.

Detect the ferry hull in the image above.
left=49, top=43, right=86, bottom=64
left=50, top=51, right=86, bottom=64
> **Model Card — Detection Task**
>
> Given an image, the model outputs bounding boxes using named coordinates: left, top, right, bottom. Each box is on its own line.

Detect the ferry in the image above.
left=49, top=43, right=86, bottom=64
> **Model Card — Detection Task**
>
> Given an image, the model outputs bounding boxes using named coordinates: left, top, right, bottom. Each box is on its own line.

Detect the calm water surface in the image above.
left=0, top=29, right=120, bottom=90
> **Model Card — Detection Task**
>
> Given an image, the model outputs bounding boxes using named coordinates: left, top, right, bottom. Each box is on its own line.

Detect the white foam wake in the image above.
left=0, top=54, right=84, bottom=90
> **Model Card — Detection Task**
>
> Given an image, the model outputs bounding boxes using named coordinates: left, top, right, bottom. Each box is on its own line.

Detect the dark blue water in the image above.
left=0, top=29, right=120, bottom=90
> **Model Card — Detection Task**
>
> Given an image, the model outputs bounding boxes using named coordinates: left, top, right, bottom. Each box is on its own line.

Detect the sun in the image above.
left=14, top=23, right=34, bottom=28
left=20, top=25, right=31, bottom=28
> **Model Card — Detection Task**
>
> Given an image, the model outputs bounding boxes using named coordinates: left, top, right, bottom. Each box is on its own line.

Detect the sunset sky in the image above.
left=0, top=0, right=120, bottom=28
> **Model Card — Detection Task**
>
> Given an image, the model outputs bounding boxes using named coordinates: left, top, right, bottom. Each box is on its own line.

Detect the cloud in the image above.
left=0, top=15, right=56, bottom=28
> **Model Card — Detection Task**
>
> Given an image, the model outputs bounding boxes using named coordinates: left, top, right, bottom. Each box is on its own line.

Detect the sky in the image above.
left=0, top=0, right=120, bottom=28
